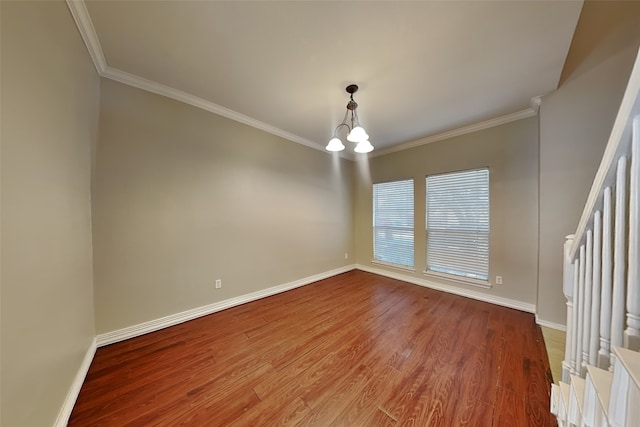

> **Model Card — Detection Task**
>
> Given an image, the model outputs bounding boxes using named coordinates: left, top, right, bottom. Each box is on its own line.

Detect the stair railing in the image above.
left=562, top=46, right=640, bottom=383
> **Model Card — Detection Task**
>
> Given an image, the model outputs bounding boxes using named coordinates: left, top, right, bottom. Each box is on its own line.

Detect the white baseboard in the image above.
left=96, top=264, right=356, bottom=347
left=54, top=339, right=97, bottom=427
left=536, top=315, right=567, bottom=332
left=355, top=264, right=536, bottom=313
left=53, top=264, right=540, bottom=425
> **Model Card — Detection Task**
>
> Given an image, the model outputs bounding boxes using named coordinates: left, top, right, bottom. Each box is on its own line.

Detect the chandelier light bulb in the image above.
left=347, top=126, right=368, bottom=143
left=354, top=140, right=374, bottom=154
left=325, top=137, right=345, bottom=152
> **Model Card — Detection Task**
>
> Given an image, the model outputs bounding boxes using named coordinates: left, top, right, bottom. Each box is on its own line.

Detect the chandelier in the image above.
left=326, top=84, right=374, bottom=153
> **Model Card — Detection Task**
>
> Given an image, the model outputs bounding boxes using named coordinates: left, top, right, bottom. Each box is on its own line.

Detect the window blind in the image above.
left=373, top=179, right=414, bottom=268
left=426, top=169, right=489, bottom=281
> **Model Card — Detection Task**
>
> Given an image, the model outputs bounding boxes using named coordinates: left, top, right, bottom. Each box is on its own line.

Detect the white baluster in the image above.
left=577, top=244, right=586, bottom=376
left=563, top=234, right=575, bottom=383
left=582, top=231, right=593, bottom=372
left=611, top=156, right=627, bottom=368
left=599, top=187, right=613, bottom=369
left=625, top=117, right=640, bottom=350
left=589, top=212, right=602, bottom=365
left=571, top=260, right=580, bottom=375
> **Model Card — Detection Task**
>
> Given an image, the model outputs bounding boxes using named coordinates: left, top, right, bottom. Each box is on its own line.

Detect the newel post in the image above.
left=562, top=234, right=575, bottom=382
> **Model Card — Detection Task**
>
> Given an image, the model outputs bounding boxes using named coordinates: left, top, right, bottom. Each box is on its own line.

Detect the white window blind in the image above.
left=426, top=169, right=489, bottom=281
left=373, top=179, right=414, bottom=268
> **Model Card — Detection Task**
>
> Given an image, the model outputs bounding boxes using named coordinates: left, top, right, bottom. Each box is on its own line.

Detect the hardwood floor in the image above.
left=69, top=270, right=556, bottom=426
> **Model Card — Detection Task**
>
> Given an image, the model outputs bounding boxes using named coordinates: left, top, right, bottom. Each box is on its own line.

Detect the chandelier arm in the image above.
left=342, top=108, right=350, bottom=127
left=333, top=123, right=350, bottom=135
left=333, top=109, right=351, bottom=137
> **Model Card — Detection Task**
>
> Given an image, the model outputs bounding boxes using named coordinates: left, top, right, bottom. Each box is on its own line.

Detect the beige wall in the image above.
left=354, top=117, right=539, bottom=307
left=1, top=2, right=100, bottom=426
left=92, top=79, right=354, bottom=334
left=4, top=2, right=640, bottom=424
left=537, top=0, right=640, bottom=325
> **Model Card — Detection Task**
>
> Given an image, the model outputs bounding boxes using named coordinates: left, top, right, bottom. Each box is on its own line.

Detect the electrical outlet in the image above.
left=215, top=279, right=222, bottom=289
left=495, top=276, right=503, bottom=285
left=344, top=253, right=348, bottom=259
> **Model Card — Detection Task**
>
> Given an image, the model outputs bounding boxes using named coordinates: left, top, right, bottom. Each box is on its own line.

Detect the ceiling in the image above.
left=75, top=1, right=583, bottom=156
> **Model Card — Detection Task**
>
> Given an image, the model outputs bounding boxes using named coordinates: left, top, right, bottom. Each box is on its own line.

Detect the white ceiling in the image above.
left=78, top=0, right=583, bottom=155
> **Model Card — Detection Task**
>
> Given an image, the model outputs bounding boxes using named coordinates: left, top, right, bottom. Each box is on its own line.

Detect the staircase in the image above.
left=550, top=47, right=640, bottom=427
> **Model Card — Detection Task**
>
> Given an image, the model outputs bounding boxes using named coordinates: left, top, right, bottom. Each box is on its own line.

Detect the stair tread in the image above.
left=613, top=346, right=640, bottom=389
left=550, top=383, right=561, bottom=416
left=557, top=381, right=571, bottom=421
left=560, top=381, right=571, bottom=407
left=570, top=374, right=586, bottom=413
left=585, top=365, right=613, bottom=421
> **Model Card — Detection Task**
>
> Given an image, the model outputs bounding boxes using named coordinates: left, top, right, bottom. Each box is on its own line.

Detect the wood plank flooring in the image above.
left=69, top=270, right=556, bottom=426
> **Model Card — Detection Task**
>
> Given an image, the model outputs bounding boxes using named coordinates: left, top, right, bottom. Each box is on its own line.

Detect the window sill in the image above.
left=423, top=270, right=492, bottom=289
left=371, top=260, right=416, bottom=273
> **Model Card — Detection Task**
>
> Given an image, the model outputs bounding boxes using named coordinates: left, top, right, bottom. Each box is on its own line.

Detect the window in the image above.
left=373, top=179, right=414, bottom=268
left=425, top=169, right=489, bottom=282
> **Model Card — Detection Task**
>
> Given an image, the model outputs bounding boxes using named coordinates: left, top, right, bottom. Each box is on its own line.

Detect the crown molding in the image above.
left=370, top=106, right=538, bottom=158
left=66, top=0, right=106, bottom=74
left=65, top=1, right=348, bottom=158
left=101, top=67, right=331, bottom=154
left=66, top=0, right=539, bottom=161
left=530, top=95, right=543, bottom=112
